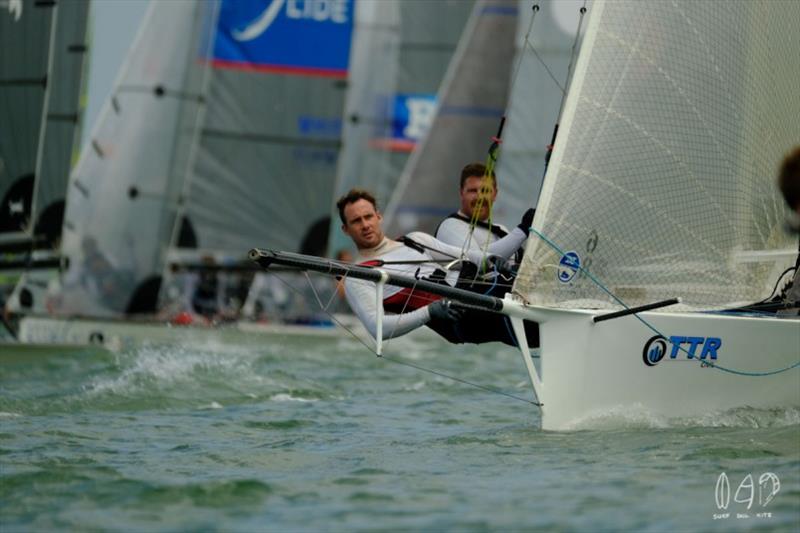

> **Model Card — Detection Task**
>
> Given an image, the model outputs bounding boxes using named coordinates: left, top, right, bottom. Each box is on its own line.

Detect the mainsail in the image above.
left=382, top=0, right=518, bottom=237
left=0, top=0, right=89, bottom=251
left=178, top=0, right=355, bottom=258
left=327, top=0, right=474, bottom=254
left=54, top=0, right=215, bottom=316
left=513, top=0, right=800, bottom=311
left=33, top=0, right=90, bottom=247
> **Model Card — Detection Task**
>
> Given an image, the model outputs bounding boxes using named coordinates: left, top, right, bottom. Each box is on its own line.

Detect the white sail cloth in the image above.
left=513, top=0, right=800, bottom=311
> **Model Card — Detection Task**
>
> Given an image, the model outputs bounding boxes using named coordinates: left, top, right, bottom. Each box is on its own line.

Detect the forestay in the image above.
left=514, top=0, right=800, bottom=311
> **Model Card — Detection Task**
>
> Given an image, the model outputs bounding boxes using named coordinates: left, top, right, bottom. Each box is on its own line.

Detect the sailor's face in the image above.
left=460, top=175, right=497, bottom=220
left=342, top=199, right=384, bottom=249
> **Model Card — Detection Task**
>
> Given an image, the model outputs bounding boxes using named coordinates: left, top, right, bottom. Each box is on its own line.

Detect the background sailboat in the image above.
left=13, top=0, right=475, bottom=346
left=1, top=0, right=90, bottom=324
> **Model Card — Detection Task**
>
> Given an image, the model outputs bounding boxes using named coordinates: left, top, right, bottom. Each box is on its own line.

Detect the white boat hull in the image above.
left=507, top=303, right=800, bottom=430
left=15, top=313, right=365, bottom=352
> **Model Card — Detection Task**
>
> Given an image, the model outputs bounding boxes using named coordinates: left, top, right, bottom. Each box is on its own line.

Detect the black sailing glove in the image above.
left=517, top=208, right=535, bottom=236
left=428, top=300, right=465, bottom=322
left=487, top=255, right=515, bottom=276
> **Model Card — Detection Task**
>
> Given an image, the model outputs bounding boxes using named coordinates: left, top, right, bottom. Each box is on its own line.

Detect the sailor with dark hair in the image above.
left=336, top=188, right=538, bottom=347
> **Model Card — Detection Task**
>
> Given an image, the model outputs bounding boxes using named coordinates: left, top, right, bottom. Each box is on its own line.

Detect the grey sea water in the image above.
left=1, top=333, right=798, bottom=531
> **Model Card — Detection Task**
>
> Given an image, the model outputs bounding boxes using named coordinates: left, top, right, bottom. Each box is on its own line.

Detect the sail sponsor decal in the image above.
left=642, top=334, right=721, bottom=366
left=294, top=115, right=341, bottom=165
left=557, top=251, right=581, bottom=283
left=369, top=94, right=437, bottom=152
left=212, top=0, right=354, bottom=78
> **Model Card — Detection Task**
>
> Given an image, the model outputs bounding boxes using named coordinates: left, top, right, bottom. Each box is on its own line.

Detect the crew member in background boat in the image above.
left=165, top=256, right=226, bottom=325
left=777, top=146, right=800, bottom=314
left=435, top=163, right=527, bottom=280
left=190, top=255, right=224, bottom=320
left=337, top=188, right=539, bottom=347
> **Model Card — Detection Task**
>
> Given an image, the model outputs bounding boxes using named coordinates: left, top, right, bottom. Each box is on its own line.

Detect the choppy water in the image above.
left=1, top=333, right=798, bottom=531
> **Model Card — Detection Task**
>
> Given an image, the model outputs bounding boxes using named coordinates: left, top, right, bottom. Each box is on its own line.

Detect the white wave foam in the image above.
left=562, top=404, right=800, bottom=431
left=0, top=411, right=22, bottom=418
left=270, top=393, right=317, bottom=403
left=85, top=344, right=277, bottom=396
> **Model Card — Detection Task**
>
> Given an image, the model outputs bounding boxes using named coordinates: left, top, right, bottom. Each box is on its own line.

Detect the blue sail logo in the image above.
left=233, top=0, right=350, bottom=41
left=557, top=251, right=581, bottom=283
left=233, top=0, right=285, bottom=41
left=214, top=0, right=354, bottom=77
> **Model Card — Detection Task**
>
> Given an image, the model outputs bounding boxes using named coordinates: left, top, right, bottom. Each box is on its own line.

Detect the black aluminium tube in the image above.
left=249, top=248, right=505, bottom=312
left=592, top=298, right=680, bottom=323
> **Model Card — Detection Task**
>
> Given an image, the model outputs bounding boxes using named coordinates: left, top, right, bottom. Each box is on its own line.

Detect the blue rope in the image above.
left=529, top=227, right=800, bottom=377
left=483, top=263, right=500, bottom=295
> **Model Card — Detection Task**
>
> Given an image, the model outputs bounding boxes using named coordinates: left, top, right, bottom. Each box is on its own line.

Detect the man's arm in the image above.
left=406, top=228, right=527, bottom=265
left=344, top=278, right=431, bottom=340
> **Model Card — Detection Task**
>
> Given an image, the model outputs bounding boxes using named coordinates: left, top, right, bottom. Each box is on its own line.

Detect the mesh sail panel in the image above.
left=514, top=0, right=799, bottom=311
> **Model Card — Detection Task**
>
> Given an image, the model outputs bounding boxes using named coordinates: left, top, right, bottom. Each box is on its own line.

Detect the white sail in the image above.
left=513, top=0, right=799, bottom=312
left=54, top=0, right=216, bottom=316
left=382, top=0, right=518, bottom=237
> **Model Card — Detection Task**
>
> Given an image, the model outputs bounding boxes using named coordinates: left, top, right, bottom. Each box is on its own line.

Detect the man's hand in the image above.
left=486, top=255, right=515, bottom=275
left=428, top=299, right=465, bottom=322
left=517, top=208, right=535, bottom=235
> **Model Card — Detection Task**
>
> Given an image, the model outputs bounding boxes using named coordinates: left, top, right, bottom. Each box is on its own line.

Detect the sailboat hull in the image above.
left=15, top=314, right=366, bottom=352
left=516, top=306, right=800, bottom=430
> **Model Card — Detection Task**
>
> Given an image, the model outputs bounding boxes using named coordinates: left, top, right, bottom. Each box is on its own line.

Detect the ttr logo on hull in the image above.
left=642, top=334, right=722, bottom=366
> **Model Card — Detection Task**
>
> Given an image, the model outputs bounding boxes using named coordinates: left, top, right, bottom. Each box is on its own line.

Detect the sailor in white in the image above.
left=337, top=188, right=537, bottom=346
left=435, top=163, right=527, bottom=266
